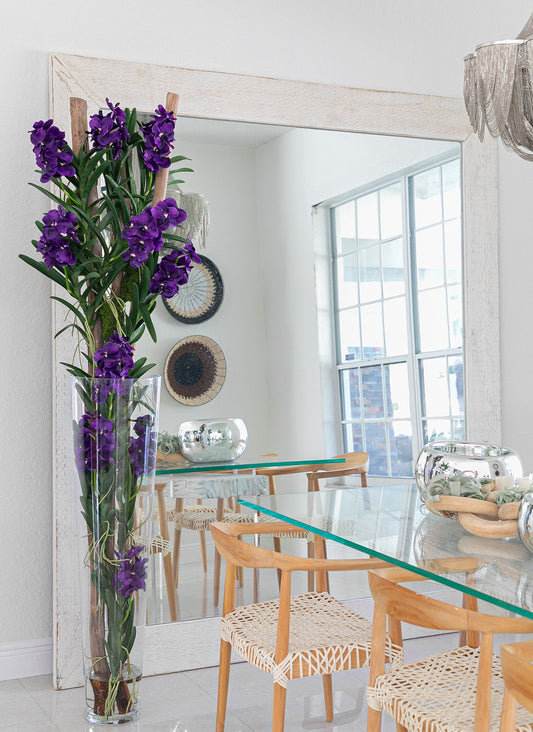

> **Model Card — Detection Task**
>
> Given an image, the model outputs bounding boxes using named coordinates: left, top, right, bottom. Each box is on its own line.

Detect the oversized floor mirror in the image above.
left=50, top=53, right=500, bottom=688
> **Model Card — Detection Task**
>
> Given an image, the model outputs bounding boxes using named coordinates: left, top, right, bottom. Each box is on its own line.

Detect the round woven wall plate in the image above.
left=164, top=335, right=226, bottom=405
left=162, top=255, right=223, bottom=324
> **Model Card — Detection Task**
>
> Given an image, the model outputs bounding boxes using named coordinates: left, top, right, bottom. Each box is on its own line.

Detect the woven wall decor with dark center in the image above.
left=162, top=255, right=223, bottom=324
left=164, top=335, right=226, bottom=405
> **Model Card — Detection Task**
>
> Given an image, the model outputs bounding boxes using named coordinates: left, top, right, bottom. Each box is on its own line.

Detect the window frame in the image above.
left=329, top=150, right=463, bottom=477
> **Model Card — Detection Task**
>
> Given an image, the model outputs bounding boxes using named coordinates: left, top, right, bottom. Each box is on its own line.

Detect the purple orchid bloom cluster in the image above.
left=89, top=98, right=130, bottom=160
left=36, top=205, right=79, bottom=269
left=29, top=119, right=75, bottom=183
left=114, top=545, right=148, bottom=598
left=129, top=415, right=157, bottom=477
left=149, top=241, right=201, bottom=298
left=29, top=99, right=195, bottom=310
left=74, top=413, right=116, bottom=472
left=94, top=330, right=135, bottom=378
left=120, top=197, right=187, bottom=269
left=139, top=105, right=176, bottom=173
left=91, top=331, right=135, bottom=402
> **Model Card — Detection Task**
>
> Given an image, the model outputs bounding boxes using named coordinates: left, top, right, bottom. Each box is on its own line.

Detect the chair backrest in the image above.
left=211, top=520, right=388, bottom=573
left=368, top=566, right=533, bottom=732
left=306, top=452, right=369, bottom=491
left=500, top=640, right=533, bottom=719
left=335, top=451, right=370, bottom=472
left=255, top=452, right=369, bottom=495
left=210, top=520, right=389, bottom=615
left=368, top=566, right=533, bottom=636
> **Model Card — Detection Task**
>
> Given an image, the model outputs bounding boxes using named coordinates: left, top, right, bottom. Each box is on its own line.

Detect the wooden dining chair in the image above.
left=256, top=451, right=369, bottom=496
left=499, top=639, right=533, bottom=731
left=135, top=482, right=177, bottom=621
left=170, top=473, right=269, bottom=606
left=258, top=452, right=370, bottom=591
left=366, top=565, right=533, bottom=732
left=210, top=520, right=399, bottom=732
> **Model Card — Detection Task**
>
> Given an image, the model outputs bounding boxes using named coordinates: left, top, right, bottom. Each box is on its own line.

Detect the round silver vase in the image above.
left=177, top=418, right=248, bottom=463
left=415, top=440, right=523, bottom=494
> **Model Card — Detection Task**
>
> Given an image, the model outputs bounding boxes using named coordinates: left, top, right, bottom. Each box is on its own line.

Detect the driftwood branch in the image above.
left=70, top=97, right=103, bottom=356
left=152, top=92, right=179, bottom=206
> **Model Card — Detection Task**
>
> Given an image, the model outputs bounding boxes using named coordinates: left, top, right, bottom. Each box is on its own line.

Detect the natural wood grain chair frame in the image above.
left=137, top=483, right=177, bottom=622
left=257, top=452, right=370, bottom=589
left=211, top=520, right=393, bottom=732
left=153, top=482, right=178, bottom=621
left=500, top=640, right=533, bottom=731
left=367, top=565, right=533, bottom=732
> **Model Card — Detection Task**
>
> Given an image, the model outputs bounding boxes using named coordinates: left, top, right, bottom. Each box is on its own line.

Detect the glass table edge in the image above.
left=237, top=497, right=533, bottom=621
left=155, top=456, right=345, bottom=475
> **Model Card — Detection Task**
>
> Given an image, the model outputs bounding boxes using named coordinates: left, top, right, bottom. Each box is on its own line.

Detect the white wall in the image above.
left=136, top=139, right=271, bottom=456
left=255, top=128, right=457, bottom=457
left=2, top=0, right=532, bottom=665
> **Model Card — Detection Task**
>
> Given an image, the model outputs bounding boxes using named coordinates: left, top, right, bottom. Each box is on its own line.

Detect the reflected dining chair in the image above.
left=256, top=451, right=369, bottom=496
left=500, top=640, right=533, bottom=731
left=257, top=452, right=370, bottom=590
left=366, top=566, right=533, bottom=732
left=169, top=473, right=269, bottom=606
left=210, top=520, right=399, bottom=732
left=135, top=482, right=178, bottom=621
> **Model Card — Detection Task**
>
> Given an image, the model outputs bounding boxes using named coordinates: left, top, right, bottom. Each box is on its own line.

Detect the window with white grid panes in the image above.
left=331, top=156, right=463, bottom=477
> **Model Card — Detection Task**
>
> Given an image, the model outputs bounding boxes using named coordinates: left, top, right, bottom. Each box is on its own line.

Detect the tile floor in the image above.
left=1, top=632, right=462, bottom=731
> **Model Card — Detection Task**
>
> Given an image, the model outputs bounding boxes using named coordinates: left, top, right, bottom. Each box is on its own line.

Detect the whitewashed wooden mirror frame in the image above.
left=50, top=52, right=500, bottom=689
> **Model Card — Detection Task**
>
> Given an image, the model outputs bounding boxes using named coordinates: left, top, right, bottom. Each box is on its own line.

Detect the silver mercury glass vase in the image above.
left=177, top=418, right=248, bottom=463
left=415, top=440, right=523, bottom=495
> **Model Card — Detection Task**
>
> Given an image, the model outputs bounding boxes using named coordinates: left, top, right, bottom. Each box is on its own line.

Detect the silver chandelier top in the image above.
left=464, top=12, right=533, bottom=159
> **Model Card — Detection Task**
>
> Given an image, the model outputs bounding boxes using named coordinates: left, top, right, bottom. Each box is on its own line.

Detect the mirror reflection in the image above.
left=137, top=116, right=461, bottom=625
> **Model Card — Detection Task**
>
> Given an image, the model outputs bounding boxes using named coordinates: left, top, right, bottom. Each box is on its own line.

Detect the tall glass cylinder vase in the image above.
left=71, top=375, right=161, bottom=725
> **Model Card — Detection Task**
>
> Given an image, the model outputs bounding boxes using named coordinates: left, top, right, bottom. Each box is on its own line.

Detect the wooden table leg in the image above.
left=172, top=498, right=184, bottom=588
left=213, top=498, right=225, bottom=606
left=155, top=483, right=177, bottom=622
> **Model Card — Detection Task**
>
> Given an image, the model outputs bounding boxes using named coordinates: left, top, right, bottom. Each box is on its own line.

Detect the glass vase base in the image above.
left=85, top=708, right=140, bottom=726
left=84, top=665, right=142, bottom=725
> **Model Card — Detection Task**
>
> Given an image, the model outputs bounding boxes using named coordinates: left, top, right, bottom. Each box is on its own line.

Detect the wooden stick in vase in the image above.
left=70, top=97, right=103, bottom=355
left=70, top=97, right=117, bottom=717
left=152, top=92, right=179, bottom=205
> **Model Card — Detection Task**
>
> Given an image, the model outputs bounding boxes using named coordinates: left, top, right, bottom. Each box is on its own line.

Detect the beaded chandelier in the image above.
left=464, top=12, right=533, bottom=159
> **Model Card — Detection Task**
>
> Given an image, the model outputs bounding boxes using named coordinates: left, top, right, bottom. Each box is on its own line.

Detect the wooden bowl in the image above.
left=426, top=494, right=520, bottom=538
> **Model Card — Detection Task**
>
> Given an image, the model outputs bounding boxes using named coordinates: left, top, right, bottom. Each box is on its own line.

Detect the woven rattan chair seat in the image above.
left=260, top=513, right=362, bottom=543
left=367, top=645, right=533, bottom=732
left=174, top=504, right=254, bottom=532
left=221, top=591, right=403, bottom=688
left=136, top=534, right=172, bottom=557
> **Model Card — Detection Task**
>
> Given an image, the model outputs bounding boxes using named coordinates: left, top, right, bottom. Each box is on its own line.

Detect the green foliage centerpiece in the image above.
left=22, top=91, right=198, bottom=723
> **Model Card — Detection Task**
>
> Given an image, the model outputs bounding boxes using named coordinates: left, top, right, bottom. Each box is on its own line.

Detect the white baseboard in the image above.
left=0, top=639, right=53, bottom=681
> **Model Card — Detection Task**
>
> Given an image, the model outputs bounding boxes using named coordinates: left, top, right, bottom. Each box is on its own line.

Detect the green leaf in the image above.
left=19, top=254, right=67, bottom=289
left=50, top=295, right=86, bottom=322
left=163, top=232, right=190, bottom=245
left=63, top=363, right=92, bottom=378
left=54, top=322, right=87, bottom=339
left=127, top=282, right=139, bottom=330
left=131, top=360, right=156, bottom=378
left=129, top=323, right=145, bottom=344
left=138, top=302, right=157, bottom=341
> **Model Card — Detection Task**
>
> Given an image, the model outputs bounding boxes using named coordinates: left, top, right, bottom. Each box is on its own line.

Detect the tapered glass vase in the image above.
left=71, top=375, right=161, bottom=724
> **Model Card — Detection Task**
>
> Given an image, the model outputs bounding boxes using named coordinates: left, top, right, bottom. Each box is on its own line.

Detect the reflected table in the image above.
left=239, top=483, right=533, bottom=619
left=154, top=455, right=344, bottom=609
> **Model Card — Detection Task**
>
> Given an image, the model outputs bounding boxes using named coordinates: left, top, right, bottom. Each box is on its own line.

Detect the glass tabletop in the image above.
left=155, top=454, right=344, bottom=475
left=238, top=484, right=533, bottom=620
